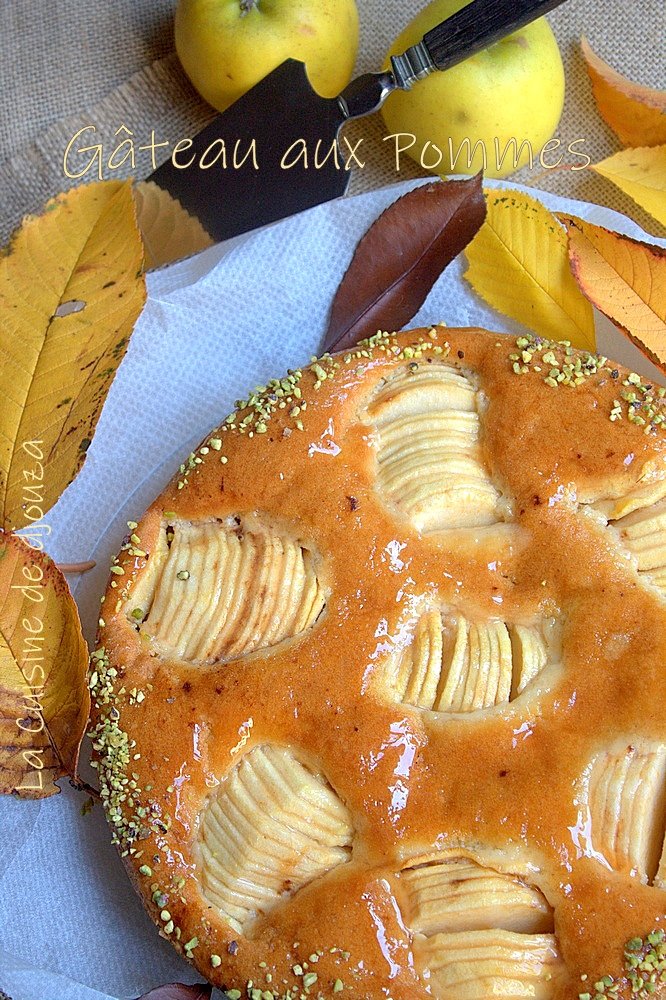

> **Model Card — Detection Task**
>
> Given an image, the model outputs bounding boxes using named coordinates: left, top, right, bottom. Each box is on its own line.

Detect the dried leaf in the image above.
left=0, top=180, right=146, bottom=532
left=321, top=175, right=486, bottom=352
left=592, top=145, right=666, bottom=230
left=135, top=985, right=212, bottom=1000
left=133, top=181, right=214, bottom=269
left=464, top=189, right=596, bottom=350
left=581, top=37, right=666, bottom=149
left=0, top=531, right=89, bottom=798
left=562, top=215, right=666, bottom=370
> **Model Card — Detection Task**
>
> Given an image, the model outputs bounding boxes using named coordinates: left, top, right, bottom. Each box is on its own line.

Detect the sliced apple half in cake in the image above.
left=197, top=744, right=353, bottom=934
left=586, top=742, right=666, bottom=886
left=399, top=855, right=562, bottom=998
left=386, top=609, right=560, bottom=715
left=364, top=363, right=507, bottom=533
left=126, top=515, right=326, bottom=663
left=589, top=475, right=666, bottom=597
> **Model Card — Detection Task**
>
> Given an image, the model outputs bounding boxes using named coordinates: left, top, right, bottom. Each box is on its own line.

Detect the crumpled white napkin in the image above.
left=0, top=178, right=661, bottom=1000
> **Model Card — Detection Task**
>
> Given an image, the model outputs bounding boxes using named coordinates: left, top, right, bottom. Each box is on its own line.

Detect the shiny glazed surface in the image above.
left=95, top=328, right=666, bottom=999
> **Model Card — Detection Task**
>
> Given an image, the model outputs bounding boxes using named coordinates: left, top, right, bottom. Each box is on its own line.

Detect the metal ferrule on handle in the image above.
left=390, top=41, right=438, bottom=90
left=390, top=0, right=569, bottom=90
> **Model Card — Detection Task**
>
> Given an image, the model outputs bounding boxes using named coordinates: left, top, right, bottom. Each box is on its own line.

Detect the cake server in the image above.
left=149, top=0, right=569, bottom=243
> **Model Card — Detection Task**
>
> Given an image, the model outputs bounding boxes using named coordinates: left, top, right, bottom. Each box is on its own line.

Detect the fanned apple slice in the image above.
left=656, top=836, right=666, bottom=890
left=438, top=618, right=513, bottom=712
left=401, top=858, right=552, bottom=936
left=588, top=743, right=666, bottom=883
left=198, top=745, right=352, bottom=933
left=387, top=612, right=557, bottom=715
left=416, top=928, right=561, bottom=999
left=510, top=625, right=549, bottom=696
left=365, top=363, right=504, bottom=533
left=392, top=609, right=444, bottom=709
left=592, top=473, right=666, bottom=521
left=127, top=516, right=326, bottom=663
left=614, top=499, right=666, bottom=595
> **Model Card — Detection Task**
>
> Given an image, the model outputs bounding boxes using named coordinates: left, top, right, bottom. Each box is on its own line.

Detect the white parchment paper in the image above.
left=0, top=179, right=662, bottom=1000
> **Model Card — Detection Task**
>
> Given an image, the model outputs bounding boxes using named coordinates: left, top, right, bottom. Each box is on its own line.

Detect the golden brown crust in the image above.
left=92, top=327, right=666, bottom=1000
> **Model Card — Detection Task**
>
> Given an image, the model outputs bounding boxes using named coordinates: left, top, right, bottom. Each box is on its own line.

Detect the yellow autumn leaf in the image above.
left=592, top=145, right=666, bottom=229
left=133, top=181, right=214, bottom=269
left=464, top=189, right=596, bottom=350
left=581, top=37, right=666, bottom=149
left=0, top=531, right=89, bottom=798
left=561, top=216, right=666, bottom=371
left=0, top=180, right=146, bottom=532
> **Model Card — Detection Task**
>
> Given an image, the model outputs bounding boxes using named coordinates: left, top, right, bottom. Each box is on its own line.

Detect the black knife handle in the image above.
left=423, top=0, right=568, bottom=72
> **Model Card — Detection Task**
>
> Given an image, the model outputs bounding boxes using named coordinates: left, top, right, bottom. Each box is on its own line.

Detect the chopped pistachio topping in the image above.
left=580, top=929, right=666, bottom=999
left=617, top=378, right=666, bottom=433
left=88, top=647, right=143, bottom=851
left=88, top=647, right=171, bottom=855
left=510, top=334, right=608, bottom=386
left=510, top=335, right=666, bottom=433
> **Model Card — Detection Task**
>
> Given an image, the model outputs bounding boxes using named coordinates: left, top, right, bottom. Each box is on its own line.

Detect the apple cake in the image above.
left=91, top=326, right=666, bottom=999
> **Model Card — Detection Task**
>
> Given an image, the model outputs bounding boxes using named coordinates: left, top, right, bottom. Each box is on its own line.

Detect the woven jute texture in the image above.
left=1, top=0, right=664, bottom=245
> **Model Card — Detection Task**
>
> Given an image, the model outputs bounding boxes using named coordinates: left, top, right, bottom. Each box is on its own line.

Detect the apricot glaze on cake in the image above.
left=90, top=327, right=666, bottom=1000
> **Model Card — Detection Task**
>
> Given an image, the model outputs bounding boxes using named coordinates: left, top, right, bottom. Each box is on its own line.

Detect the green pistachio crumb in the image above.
left=211, top=954, right=222, bottom=968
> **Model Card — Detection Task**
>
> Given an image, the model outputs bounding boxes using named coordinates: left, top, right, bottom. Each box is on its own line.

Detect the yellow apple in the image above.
left=175, top=0, right=359, bottom=113
left=381, top=0, right=565, bottom=179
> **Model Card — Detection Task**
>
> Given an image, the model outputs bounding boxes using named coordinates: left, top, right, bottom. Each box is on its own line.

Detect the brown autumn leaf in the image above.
left=133, top=181, right=214, bottom=269
left=0, top=180, right=146, bottom=533
left=561, top=215, right=666, bottom=370
left=581, top=37, right=666, bottom=149
left=135, top=986, right=212, bottom=1000
left=321, top=175, right=486, bottom=353
left=0, top=531, right=90, bottom=798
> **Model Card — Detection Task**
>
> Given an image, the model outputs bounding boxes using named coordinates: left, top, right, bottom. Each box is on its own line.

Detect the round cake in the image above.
left=91, top=326, right=666, bottom=1000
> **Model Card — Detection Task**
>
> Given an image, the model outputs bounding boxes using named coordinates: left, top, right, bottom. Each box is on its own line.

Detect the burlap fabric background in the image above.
left=1, top=0, right=664, bottom=246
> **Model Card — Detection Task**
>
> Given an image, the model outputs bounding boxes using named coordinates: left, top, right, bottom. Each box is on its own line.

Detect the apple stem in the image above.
left=239, top=0, right=259, bottom=14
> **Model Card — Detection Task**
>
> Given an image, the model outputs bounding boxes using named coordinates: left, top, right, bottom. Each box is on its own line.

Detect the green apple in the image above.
left=175, top=0, right=359, bottom=113
left=381, top=0, right=565, bottom=178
